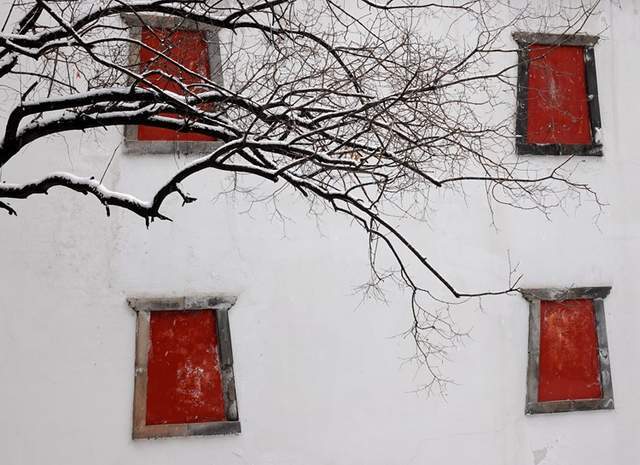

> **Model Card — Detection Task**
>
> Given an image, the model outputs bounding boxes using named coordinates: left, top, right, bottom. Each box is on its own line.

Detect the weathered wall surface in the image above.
left=1, top=2, right=639, bottom=464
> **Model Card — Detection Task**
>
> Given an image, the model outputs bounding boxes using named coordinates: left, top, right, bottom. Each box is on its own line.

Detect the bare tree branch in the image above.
left=0, top=0, right=603, bottom=389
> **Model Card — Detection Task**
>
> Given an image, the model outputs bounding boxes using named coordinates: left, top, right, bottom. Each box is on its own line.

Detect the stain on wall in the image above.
left=532, top=447, right=548, bottom=465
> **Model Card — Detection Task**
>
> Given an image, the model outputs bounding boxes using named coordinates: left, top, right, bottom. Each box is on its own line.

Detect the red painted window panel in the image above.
left=146, top=310, right=226, bottom=425
left=138, top=28, right=214, bottom=141
left=527, top=45, right=592, bottom=145
left=538, top=299, right=602, bottom=402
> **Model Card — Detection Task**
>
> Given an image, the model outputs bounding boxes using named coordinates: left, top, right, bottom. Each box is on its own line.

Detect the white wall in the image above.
left=1, top=2, right=639, bottom=464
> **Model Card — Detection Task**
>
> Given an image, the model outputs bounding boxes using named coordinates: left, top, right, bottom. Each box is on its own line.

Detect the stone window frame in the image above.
left=127, top=294, right=240, bottom=439
left=120, top=13, right=224, bottom=155
left=513, top=32, right=603, bottom=157
left=521, top=286, right=614, bottom=415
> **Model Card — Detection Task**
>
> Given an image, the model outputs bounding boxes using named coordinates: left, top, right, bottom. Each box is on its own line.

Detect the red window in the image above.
left=523, top=286, right=613, bottom=414
left=526, top=45, right=591, bottom=145
left=538, top=299, right=601, bottom=402
left=146, top=310, right=225, bottom=425
left=138, top=28, right=214, bottom=141
left=514, top=33, right=602, bottom=156
left=129, top=295, right=240, bottom=439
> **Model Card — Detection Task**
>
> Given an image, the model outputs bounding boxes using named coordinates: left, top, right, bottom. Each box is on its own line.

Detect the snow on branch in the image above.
left=0, top=172, right=163, bottom=222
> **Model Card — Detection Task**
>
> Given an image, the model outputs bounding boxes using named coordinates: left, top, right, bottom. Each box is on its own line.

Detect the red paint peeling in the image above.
left=527, top=45, right=591, bottom=145
left=538, top=299, right=602, bottom=402
left=138, top=29, right=215, bottom=141
left=146, top=310, right=226, bottom=425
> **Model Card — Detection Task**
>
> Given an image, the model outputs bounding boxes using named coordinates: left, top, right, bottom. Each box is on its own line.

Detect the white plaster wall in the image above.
left=1, top=2, right=640, bottom=464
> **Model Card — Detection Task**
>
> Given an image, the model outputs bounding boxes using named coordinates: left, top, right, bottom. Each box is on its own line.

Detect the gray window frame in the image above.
left=127, top=294, right=240, bottom=439
left=512, top=32, right=603, bottom=157
left=521, top=286, right=614, bottom=415
left=120, top=14, right=224, bottom=155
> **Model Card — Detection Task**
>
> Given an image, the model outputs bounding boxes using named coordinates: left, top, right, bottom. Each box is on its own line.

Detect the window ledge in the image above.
left=516, top=143, right=603, bottom=157
left=133, top=420, right=241, bottom=440
left=127, top=294, right=237, bottom=312
left=512, top=31, right=600, bottom=47
left=122, top=139, right=224, bottom=156
left=526, top=398, right=614, bottom=415
left=120, top=13, right=219, bottom=32
left=521, top=286, right=611, bottom=302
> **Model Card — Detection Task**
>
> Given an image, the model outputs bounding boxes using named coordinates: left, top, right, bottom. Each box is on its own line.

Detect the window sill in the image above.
left=123, top=139, right=224, bottom=156
left=133, top=420, right=241, bottom=440
left=526, top=398, right=614, bottom=415
left=516, top=143, right=603, bottom=157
